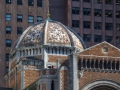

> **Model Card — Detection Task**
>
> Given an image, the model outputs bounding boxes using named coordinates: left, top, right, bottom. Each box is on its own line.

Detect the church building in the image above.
left=5, top=18, right=120, bottom=90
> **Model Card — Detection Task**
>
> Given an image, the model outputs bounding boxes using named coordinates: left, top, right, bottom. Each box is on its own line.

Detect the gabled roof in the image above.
left=78, top=41, right=120, bottom=57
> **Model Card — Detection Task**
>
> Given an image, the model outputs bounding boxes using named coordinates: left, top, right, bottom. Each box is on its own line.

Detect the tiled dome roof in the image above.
left=12, top=19, right=86, bottom=52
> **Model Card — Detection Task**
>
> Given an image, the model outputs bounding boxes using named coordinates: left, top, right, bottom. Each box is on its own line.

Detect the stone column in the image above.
left=69, top=53, right=78, bottom=90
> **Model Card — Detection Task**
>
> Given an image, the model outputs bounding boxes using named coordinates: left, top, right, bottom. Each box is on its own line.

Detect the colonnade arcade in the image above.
left=78, top=55, right=120, bottom=72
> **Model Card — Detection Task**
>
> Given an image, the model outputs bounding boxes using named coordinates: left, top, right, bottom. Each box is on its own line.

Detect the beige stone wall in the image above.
left=79, top=71, right=120, bottom=90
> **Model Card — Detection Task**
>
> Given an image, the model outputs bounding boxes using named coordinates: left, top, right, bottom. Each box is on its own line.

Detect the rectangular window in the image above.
left=116, top=36, right=120, bottom=44
left=28, top=16, right=34, bottom=23
left=94, top=35, right=102, bottom=42
left=105, top=36, right=113, bottom=42
left=6, top=0, right=11, bottom=4
left=116, top=24, right=120, bottom=31
left=83, top=21, right=91, bottom=29
left=6, top=14, right=11, bottom=21
left=72, top=0, right=79, bottom=1
left=105, top=23, right=113, bottom=30
left=83, top=34, right=91, bottom=42
left=6, top=39, right=11, bottom=47
left=6, top=26, right=11, bottom=34
left=17, top=27, right=23, bottom=34
left=116, top=11, right=120, bottom=18
left=17, top=0, right=22, bottom=5
left=37, top=0, right=42, bottom=7
left=116, top=0, right=120, bottom=5
left=83, top=8, right=91, bottom=16
left=28, top=0, right=33, bottom=6
left=84, top=0, right=91, bottom=2
left=94, top=9, right=102, bottom=16
left=72, top=7, right=79, bottom=14
left=105, top=10, right=112, bottom=17
left=37, top=16, right=42, bottom=22
left=72, top=20, right=79, bottom=27
left=94, top=22, right=102, bottom=30
left=6, top=54, right=9, bottom=61
left=94, top=0, right=102, bottom=3
left=17, top=14, right=22, bottom=22
left=6, top=67, right=9, bottom=73
left=105, top=0, right=112, bottom=4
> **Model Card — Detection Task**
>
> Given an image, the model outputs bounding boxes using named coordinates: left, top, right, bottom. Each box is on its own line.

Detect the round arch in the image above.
left=81, top=80, right=120, bottom=90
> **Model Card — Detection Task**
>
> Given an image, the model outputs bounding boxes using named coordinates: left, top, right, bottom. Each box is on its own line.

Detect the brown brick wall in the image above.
left=16, top=70, right=21, bottom=90
left=24, top=70, right=39, bottom=88
left=61, top=70, right=68, bottom=90
left=10, top=60, right=16, bottom=70
left=42, top=83, right=46, bottom=90
left=10, top=76, right=15, bottom=89
left=48, top=55, right=68, bottom=62
left=79, top=43, right=120, bottom=57
left=79, top=71, right=120, bottom=90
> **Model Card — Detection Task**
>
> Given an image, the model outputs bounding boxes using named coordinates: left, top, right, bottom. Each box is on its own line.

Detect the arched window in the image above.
left=83, top=59, right=86, bottom=68
left=51, top=80, right=54, bottom=90
left=116, top=61, right=119, bottom=70
left=112, top=61, right=115, bottom=70
left=99, top=60, right=102, bottom=69
left=107, top=61, right=111, bottom=69
left=104, top=60, right=107, bottom=69
left=87, top=60, right=90, bottom=68
left=91, top=60, right=94, bottom=68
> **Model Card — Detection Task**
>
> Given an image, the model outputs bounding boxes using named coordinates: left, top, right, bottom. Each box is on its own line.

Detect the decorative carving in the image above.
left=102, top=47, right=108, bottom=53
left=47, top=22, right=70, bottom=44
left=21, top=23, right=44, bottom=46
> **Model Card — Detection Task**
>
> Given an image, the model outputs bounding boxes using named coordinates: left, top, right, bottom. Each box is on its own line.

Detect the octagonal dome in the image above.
left=12, top=19, right=86, bottom=51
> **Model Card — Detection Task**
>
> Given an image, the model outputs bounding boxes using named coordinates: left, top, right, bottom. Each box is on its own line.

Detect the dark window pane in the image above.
left=37, top=16, right=42, bottom=22
left=17, top=14, right=22, bottom=22
left=37, top=0, right=42, bottom=7
left=105, top=10, right=112, bottom=17
left=94, top=35, right=102, bottom=42
left=105, top=36, right=113, bottom=43
left=28, top=0, right=33, bottom=6
left=83, top=34, right=91, bottom=42
left=17, top=27, right=23, bottom=35
left=116, top=24, right=120, bottom=31
left=6, top=39, right=11, bottom=47
left=116, top=36, right=120, bottom=44
left=6, top=0, right=11, bottom=4
left=116, top=11, right=120, bottom=18
left=6, top=14, right=11, bottom=21
left=105, top=0, right=112, bottom=4
left=94, top=0, right=102, bottom=3
left=83, top=21, right=91, bottom=28
left=105, top=23, right=113, bottom=30
left=94, top=22, right=102, bottom=30
left=116, top=0, right=120, bottom=5
left=28, top=16, right=34, bottom=23
left=72, top=7, right=79, bottom=14
left=17, top=0, right=22, bottom=5
left=6, top=54, right=9, bottom=61
left=72, top=20, right=79, bottom=27
left=72, top=0, right=79, bottom=1
left=94, top=9, right=102, bottom=16
left=83, top=0, right=90, bottom=2
left=6, top=26, right=11, bottom=34
left=83, top=8, right=91, bottom=16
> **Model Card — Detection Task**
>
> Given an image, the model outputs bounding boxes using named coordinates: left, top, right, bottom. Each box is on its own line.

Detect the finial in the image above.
left=46, top=0, right=50, bottom=18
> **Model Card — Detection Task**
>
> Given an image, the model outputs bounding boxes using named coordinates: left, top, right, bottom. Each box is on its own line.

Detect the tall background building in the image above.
left=0, top=0, right=120, bottom=87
